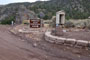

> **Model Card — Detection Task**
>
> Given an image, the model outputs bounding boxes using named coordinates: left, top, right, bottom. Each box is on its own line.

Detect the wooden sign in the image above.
left=30, top=19, right=41, bottom=28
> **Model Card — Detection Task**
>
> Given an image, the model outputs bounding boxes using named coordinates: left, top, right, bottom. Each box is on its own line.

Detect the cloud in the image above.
left=0, top=0, right=36, bottom=4
left=0, top=0, right=49, bottom=4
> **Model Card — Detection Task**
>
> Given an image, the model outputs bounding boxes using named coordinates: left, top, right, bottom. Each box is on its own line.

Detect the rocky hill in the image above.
left=0, top=0, right=90, bottom=24
left=0, top=4, right=37, bottom=24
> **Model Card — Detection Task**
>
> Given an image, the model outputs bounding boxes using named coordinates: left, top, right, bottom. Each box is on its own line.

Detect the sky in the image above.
left=0, top=0, right=48, bottom=5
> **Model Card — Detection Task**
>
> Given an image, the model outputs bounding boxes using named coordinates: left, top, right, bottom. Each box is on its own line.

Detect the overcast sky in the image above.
left=0, top=0, right=48, bottom=5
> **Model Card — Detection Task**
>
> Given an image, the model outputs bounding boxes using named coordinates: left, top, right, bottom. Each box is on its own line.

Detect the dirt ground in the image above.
left=0, top=25, right=90, bottom=60
left=57, top=29, right=90, bottom=41
left=63, top=31, right=90, bottom=41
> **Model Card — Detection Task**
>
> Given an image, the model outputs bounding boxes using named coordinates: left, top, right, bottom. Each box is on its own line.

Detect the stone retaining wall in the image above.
left=45, top=31, right=90, bottom=47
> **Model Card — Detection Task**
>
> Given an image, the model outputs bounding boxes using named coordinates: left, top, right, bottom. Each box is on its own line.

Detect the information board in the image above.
left=30, top=19, right=41, bottom=28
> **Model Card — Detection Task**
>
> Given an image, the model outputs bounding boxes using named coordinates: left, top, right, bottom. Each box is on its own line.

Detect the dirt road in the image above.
left=0, top=25, right=90, bottom=60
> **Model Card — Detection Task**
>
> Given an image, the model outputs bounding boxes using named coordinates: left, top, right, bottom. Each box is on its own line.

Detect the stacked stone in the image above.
left=45, top=31, right=90, bottom=48
left=55, top=26, right=64, bottom=36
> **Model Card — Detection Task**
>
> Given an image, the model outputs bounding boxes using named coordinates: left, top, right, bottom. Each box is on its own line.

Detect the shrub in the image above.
left=68, top=19, right=90, bottom=29
left=85, top=20, right=90, bottom=29
left=75, top=21, right=86, bottom=28
left=65, top=21, right=75, bottom=28
left=87, top=24, right=90, bottom=29
left=0, top=16, right=15, bottom=25
left=51, top=16, right=56, bottom=27
left=22, top=20, right=29, bottom=25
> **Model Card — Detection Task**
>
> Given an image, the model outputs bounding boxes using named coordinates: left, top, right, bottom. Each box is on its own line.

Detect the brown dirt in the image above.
left=0, top=25, right=90, bottom=60
left=61, top=29, right=90, bottom=41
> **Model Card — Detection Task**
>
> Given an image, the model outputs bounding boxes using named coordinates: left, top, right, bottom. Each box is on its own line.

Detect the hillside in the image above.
left=0, top=4, right=37, bottom=24
left=0, top=0, right=90, bottom=24
left=29, top=0, right=90, bottom=19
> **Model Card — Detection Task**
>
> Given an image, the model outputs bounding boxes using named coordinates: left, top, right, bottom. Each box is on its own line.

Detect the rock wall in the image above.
left=45, top=31, right=90, bottom=48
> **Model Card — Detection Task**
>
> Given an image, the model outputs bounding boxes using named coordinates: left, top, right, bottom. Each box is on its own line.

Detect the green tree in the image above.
left=1, top=16, right=15, bottom=24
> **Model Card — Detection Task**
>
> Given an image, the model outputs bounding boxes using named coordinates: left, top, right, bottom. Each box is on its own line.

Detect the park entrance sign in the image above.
left=30, top=19, right=41, bottom=28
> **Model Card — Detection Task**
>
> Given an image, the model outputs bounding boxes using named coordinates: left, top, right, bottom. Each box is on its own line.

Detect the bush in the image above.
left=0, top=16, right=15, bottom=25
left=68, top=19, right=90, bottom=29
left=51, top=16, right=56, bottom=27
left=22, top=20, right=29, bottom=25
left=87, top=24, right=90, bottom=29
left=75, top=21, right=86, bottom=28
left=65, top=21, right=75, bottom=28
left=85, top=20, right=90, bottom=29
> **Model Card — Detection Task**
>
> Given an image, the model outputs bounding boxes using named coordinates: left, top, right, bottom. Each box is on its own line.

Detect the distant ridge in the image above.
left=0, top=0, right=90, bottom=21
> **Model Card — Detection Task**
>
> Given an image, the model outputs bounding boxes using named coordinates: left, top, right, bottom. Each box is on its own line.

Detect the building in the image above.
left=56, top=10, right=65, bottom=26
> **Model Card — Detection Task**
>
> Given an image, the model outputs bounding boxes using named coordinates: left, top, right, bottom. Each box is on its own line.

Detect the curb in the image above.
left=45, top=31, right=90, bottom=47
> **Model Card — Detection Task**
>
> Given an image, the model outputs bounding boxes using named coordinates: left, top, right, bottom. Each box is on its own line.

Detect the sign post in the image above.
left=30, top=19, right=41, bottom=28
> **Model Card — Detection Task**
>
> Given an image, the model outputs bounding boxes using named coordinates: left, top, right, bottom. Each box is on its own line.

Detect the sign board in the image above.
left=30, top=19, right=41, bottom=28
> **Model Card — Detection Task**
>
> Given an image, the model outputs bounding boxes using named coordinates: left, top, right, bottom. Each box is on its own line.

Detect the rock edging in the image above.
left=45, top=31, right=90, bottom=47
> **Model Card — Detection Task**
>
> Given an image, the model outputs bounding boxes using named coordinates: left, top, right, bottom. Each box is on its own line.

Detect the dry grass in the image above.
left=65, top=19, right=90, bottom=29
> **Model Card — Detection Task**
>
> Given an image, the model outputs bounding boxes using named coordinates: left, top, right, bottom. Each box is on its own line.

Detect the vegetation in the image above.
left=0, top=0, right=90, bottom=21
left=65, top=19, right=90, bottom=29
left=0, top=16, right=15, bottom=24
left=22, top=20, right=29, bottom=25
left=29, top=0, right=90, bottom=19
left=65, top=21, right=75, bottom=28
